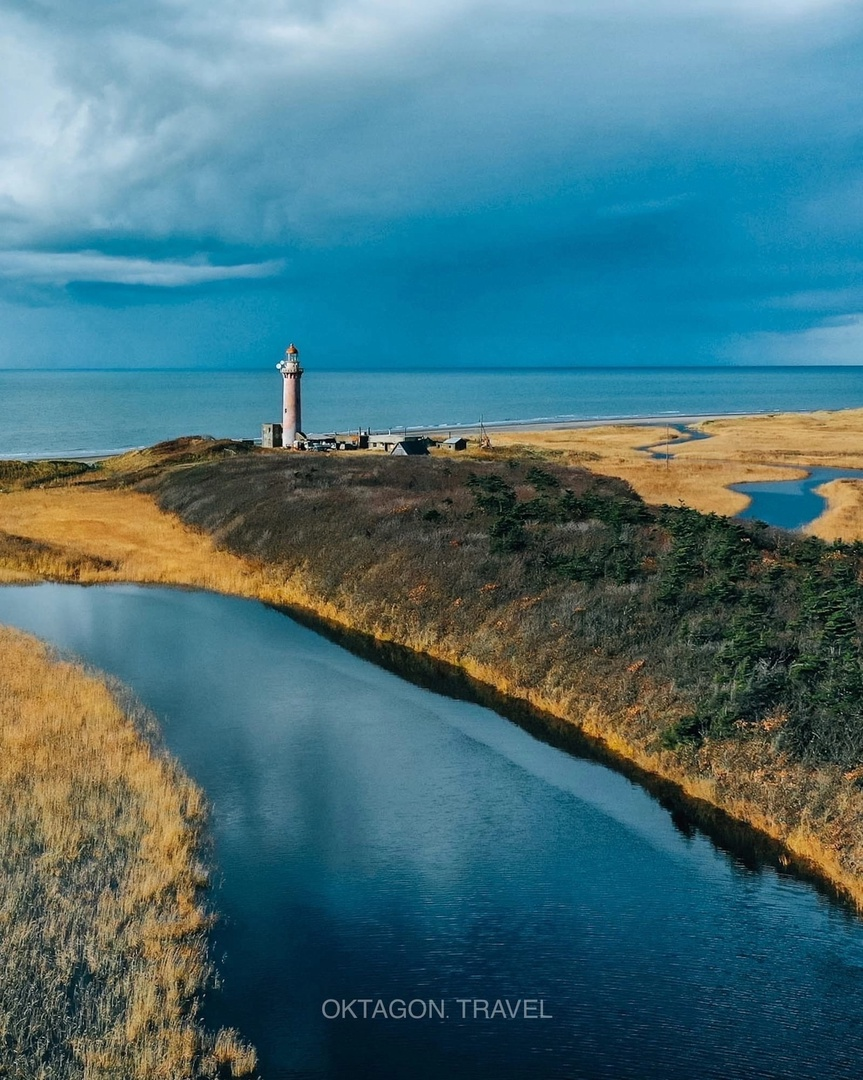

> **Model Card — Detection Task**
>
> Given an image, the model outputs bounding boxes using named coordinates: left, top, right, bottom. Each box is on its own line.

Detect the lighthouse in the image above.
left=277, top=343, right=304, bottom=445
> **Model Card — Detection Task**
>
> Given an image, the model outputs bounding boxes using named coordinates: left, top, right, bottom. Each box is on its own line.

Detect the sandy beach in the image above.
left=13, top=406, right=863, bottom=539
left=401, top=409, right=764, bottom=439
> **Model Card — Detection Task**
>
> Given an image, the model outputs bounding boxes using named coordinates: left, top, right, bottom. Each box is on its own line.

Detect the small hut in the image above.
left=370, top=433, right=430, bottom=453
left=390, top=440, right=429, bottom=457
left=261, top=423, right=283, bottom=448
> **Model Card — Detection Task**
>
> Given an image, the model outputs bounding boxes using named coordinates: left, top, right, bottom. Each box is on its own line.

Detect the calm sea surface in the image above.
left=3, top=366, right=863, bottom=458
left=1, top=584, right=862, bottom=1080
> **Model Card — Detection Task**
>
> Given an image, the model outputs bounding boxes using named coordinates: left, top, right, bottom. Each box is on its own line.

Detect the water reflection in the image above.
left=0, top=584, right=861, bottom=1080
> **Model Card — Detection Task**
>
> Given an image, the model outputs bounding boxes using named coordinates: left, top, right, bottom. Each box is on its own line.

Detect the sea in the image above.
left=3, top=366, right=863, bottom=459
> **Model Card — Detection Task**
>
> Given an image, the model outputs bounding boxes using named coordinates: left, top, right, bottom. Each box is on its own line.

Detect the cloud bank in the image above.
left=1, top=0, right=863, bottom=366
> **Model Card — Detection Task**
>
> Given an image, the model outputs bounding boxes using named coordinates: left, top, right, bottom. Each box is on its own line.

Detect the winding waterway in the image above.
left=642, top=426, right=863, bottom=531
left=733, top=467, right=863, bottom=532
left=2, top=584, right=863, bottom=1079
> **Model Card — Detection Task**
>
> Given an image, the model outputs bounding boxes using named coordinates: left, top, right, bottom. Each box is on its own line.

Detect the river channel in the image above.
left=644, top=427, right=863, bottom=531
left=1, top=584, right=863, bottom=1079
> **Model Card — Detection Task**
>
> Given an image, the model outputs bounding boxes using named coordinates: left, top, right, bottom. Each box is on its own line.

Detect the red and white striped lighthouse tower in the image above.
left=277, top=343, right=303, bottom=445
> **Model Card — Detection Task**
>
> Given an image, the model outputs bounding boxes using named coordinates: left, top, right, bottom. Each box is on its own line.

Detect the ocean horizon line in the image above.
left=3, top=363, right=863, bottom=375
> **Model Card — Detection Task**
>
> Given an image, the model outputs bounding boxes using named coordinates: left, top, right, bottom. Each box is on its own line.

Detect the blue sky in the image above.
left=2, top=0, right=863, bottom=369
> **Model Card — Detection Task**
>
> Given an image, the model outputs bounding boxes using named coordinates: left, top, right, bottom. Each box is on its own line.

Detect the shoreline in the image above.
left=0, top=624, right=257, bottom=1076
left=3, top=456, right=863, bottom=910
left=2, top=547, right=859, bottom=915
left=0, top=408, right=771, bottom=462
left=400, top=408, right=764, bottom=439
left=8, top=547, right=862, bottom=913
left=274, top=597, right=860, bottom=911
left=9, top=404, right=863, bottom=539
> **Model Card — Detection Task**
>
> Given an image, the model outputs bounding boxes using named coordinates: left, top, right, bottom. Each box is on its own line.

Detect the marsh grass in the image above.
left=142, top=450, right=863, bottom=904
left=0, top=488, right=262, bottom=593
left=490, top=424, right=807, bottom=516
left=807, top=479, right=863, bottom=542
left=0, top=530, right=117, bottom=580
left=5, top=437, right=863, bottom=906
left=99, top=437, right=257, bottom=483
left=0, top=627, right=257, bottom=1078
left=0, top=460, right=93, bottom=492
left=675, top=409, right=863, bottom=470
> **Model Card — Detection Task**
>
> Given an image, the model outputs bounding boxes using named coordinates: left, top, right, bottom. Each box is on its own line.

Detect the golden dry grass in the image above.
left=0, top=487, right=352, bottom=626
left=4, top=473, right=859, bottom=908
left=674, top=408, right=863, bottom=469
left=589, top=459, right=803, bottom=517
left=0, top=488, right=262, bottom=592
left=507, top=408, right=863, bottom=471
left=0, top=626, right=257, bottom=1078
left=5, top=440, right=863, bottom=913
left=490, top=423, right=670, bottom=460
left=806, top=479, right=863, bottom=542
left=0, top=459, right=92, bottom=492
left=490, top=424, right=805, bottom=517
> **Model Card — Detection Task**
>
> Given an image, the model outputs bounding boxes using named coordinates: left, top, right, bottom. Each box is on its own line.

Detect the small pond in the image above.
left=732, top=467, right=863, bottom=531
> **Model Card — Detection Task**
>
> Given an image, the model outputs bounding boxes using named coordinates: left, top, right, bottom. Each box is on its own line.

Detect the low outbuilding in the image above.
left=261, top=422, right=283, bottom=448
left=370, top=433, right=430, bottom=453
left=442, top=436, right=468, bottom=451
left=390, top=440, right=429, bottom=456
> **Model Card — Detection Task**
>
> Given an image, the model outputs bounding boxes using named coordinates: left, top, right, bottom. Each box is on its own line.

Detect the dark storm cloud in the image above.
left=2, top=0, right=863, bottom=366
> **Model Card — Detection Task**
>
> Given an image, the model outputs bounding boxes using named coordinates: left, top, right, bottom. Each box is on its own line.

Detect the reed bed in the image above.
left=674, top=409, right=863, bottom=470
left=0, top=460, right=92, bottom=492
left=0, top=489, right=263, bottom=595
left=4, top=434, right=863, bottom=911
left=490, top=424, right=806, bottom=517
left=806, top=479, right=863, bottom=542
left=141, top=449, right=863, bottom=908
left=0, top=626, right=257, bottom=1078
